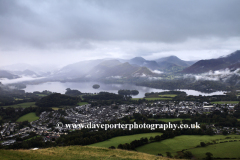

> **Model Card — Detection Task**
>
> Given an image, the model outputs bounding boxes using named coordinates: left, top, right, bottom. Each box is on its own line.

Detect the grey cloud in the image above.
left=1, top=0, right=240, bottom=50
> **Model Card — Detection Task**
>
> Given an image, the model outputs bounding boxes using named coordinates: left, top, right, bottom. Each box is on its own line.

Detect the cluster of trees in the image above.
left=36, top=93, right=80, bottom=107
left=118, top=90, right=139, bottom=96
left=233, top=102, right=240, bottom=118
left=117, top=137, right=148, bottom=150
left=33, top=90, right=53, bottom=96
left=65, top=88, right=82, bottom=97
left=145, top=91, right=187, bottom=97
left=191, top=111, right=240, bottom=127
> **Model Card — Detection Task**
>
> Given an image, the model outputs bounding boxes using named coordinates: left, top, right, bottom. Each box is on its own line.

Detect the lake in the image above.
left=23, top=82, right=225, bottom=98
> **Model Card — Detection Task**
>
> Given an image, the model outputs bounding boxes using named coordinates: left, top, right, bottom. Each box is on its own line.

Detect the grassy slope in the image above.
left=0, top=146, right=172, bottom=160
left=2, top=102, right=37, bottom=108
left=16, top=112, right=39, bottom=122
left=189, top=141, right=240, bottom=158
left=136, top=135, right=240, bottom=157
left=89, top=133, right=163, bottom=148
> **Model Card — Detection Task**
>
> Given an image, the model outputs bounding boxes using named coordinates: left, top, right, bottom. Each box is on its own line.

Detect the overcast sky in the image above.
left=1, top=0, right=240, bottom=67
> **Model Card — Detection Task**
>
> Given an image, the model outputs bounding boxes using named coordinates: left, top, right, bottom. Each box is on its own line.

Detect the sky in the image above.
left=1, top=0, right=240, bottom=68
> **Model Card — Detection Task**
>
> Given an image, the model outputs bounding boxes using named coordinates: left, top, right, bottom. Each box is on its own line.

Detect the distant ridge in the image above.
left=183, top=50, right=240, bottom=74
left=0, top=70, right=19, bottom=79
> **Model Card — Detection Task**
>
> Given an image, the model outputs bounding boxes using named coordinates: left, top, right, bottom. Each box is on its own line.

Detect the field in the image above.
left=14, top=98, right=23, bottom=100
left=136, top=135, right=240, bottom=157
left=36, top=94, right=47, bottom=97
left=50, top=102, right=89, bottom=110
left=89, top=133, right=163, bottom=148
left=158, top=94, right=177, bottom=98
left=24, top=135, right=41, bottom=141
left=0, top=146, right=171, bottom=160
left=148, top=118, right=191, bottom=122
left=77, top=102, right=88, bottom=106
left=132, top=93, right=177, bottom=101
left=51, top=107, right=61, bottom=110
left=2, top=102, right=37, bottom=108
left=189, top=141, right=240, bottom=158
left=16, top=112, right=39, bottom=122
left=211, top=101, right=239, bottom=104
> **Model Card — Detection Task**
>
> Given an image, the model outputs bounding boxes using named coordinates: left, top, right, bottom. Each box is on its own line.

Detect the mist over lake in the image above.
left=23, top=82, right=225, bottom=98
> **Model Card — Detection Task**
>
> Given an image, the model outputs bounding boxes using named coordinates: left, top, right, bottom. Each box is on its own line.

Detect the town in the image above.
left=1, top=100, right=239, bottom=146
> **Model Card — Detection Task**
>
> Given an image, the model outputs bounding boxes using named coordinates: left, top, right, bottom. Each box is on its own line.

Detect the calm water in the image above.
left=23, top=82, right=225, bottom=98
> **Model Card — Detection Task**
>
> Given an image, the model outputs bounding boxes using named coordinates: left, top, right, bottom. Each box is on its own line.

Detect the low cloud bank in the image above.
left=184, top=68, right=240, bottom=81
left=0, top=76, right=45, bottom=84
left=151, top=70, right=163, bottom=74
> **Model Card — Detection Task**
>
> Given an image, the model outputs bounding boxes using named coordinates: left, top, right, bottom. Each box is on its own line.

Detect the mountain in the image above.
left=84, top=61, right=156, bottom=79
left=126, top=56, right=193, bottom=71
left=183, top=50, right=240, bottom=74
left=156, top=56, right=189, bottom=67
left=0, top=70, right=19, bottom=79
left=11, top=69, right=40, bottom=77
left=128, top=57, right=161, bottom=70
left=0, top=63, right=60, bottom=76
left=96, top=59, right=122, bottom=67
left=157, top=61, right=178, bottom=69
left=53, top=56, right=196, bottom=80
left=53, top=59, right=104, bottom=79
left=156, top=55, right=197, bottom=67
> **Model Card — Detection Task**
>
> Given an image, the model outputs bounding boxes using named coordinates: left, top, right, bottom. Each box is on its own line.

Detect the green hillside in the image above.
left=89, top=132, right=163, bottom=148
left=16, top=112, right=39, bottom=122
left=136, top=135, right=240, bottom=157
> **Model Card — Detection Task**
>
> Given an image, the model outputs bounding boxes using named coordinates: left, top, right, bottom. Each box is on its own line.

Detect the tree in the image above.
left=206, top=127, right=214, bottom=135
left=109, top=146, right=116, bottom=149
left=200, top=142, right=206, bottom=147
left=183, top=151, right=193, bottom=159
left=205, top=152, right=213, bottom=160
left=166, top=152, right=172, bottom=158
left=65, top=88, right=81, bottom=96
left=118, top=144, right=123, bottom=149
left=222, top=130, right=228, bottom=135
